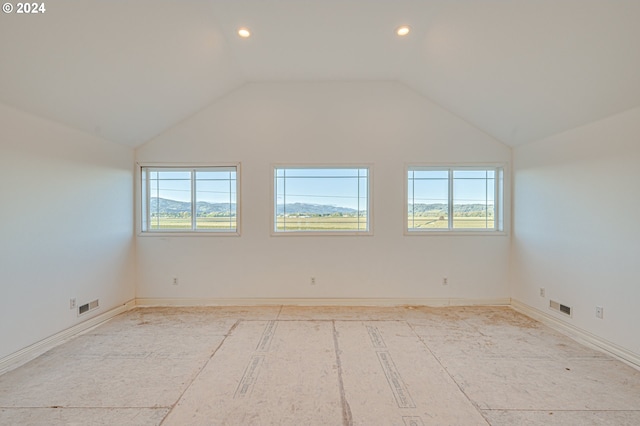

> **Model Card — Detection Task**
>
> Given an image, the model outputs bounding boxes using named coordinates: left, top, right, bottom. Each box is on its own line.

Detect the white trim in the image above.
left=0, top=300, right=136, bottom=375
left=135, top=297, right=511, bottom=307
left=511, top=299, right=640, bottom=370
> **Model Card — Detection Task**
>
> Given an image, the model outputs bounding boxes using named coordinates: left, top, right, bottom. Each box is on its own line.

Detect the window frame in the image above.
left=404, top=163, right=506, bottom=236
left=270, top=164, right=373, bottom=236
left=138, top=162, right=241, bottom=237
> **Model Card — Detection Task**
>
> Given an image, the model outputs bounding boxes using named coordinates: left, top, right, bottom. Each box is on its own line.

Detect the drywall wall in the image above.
left=511, top=107, right=640, bottom=356
left=0, top=104, right=135, bottom=360
left=136, top=82, right=511, bottom=302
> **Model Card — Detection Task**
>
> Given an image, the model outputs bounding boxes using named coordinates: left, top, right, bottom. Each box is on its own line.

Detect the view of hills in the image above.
left=409, top=203, right=493, bottom=217
left=149, top=198, right=360, bottom=217
left=150, top=198, right=236, bottom=217
left=276, top=203, right=359, bottom=216
left=150, top=198, right=492, bottom=217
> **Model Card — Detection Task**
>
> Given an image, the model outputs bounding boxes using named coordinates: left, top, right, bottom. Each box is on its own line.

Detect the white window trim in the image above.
left=404, top=163, right=508, bottom=236
left=270, top=164, right=373, bottom=236
left=137, top=162, right=241, bottom=237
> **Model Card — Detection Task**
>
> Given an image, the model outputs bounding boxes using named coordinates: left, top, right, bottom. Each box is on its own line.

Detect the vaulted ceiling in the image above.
left=1, top=0, right=639, bottom=148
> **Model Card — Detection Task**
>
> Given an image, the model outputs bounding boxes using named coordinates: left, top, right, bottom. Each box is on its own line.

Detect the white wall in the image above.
left=136, top=82, right=511, bottom=302
left=0, top=104, right=135, bottom=360
left=511, top=107, right=640, bottom=356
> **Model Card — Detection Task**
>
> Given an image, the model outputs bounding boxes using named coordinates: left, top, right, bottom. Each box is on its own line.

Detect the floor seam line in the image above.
left=405, top=320, right=492, bottom=425
left=332, top=320, right=353, bottom=426
left=158, top=319, right=241, bottom=426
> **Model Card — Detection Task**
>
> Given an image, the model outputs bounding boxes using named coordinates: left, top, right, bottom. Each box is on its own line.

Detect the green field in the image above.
left=276, top=216, right=368, bottom=231
left=409, top=216, right=494, bottom=230
left=149, top=217, right=236, bottom=230
left=149, top=215, right=494, bottom=231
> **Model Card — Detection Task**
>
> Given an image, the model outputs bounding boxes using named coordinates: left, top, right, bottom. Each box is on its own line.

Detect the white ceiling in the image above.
left=1, top=0, right=639, bottom=147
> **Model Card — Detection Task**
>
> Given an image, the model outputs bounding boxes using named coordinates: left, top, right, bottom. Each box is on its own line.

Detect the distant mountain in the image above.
left=150, top=198, right=359, bottom=217
left=409, top=203, right=448, bottom=215
left=150, top=198, right=236, bottom=216
left=150, top=198, right=490, bottom=218
left=409, top=203, right=493, bottom=217
left=276, top=203, right=359, bottom=216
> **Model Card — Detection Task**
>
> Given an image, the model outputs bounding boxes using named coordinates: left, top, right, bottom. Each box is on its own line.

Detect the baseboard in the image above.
left=511, top=299, right=640, bottom=370
left=0, top=299, right=136, bottom=375
left=135, top=297, right=511, bottom=307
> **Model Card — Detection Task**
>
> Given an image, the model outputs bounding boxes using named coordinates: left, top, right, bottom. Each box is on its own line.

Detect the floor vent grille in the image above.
left=78, top=299, right=99, bottom=316
left=550, top=300, right=572, bottom=317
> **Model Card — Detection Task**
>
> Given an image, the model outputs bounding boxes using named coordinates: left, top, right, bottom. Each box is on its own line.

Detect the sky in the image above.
left=148, top=170, right=236, bottom=204
left=275, top=168, right=368, bottom=210
left=147, top=168, right=498, bottom=209
left=408, top=169, right=496, bottom=206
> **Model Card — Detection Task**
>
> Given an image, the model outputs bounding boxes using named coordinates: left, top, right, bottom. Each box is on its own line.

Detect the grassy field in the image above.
left=149, top=217, right=236, bottom=230
left=150, top=215, right=493, bottom=231
left=276, top=217, right=368, bottom=231
left=409, top=216, right=494, bottom=229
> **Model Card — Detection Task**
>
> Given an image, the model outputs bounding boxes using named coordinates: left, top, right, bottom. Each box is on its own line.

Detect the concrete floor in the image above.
left=1, top=306, right=640, bottom=425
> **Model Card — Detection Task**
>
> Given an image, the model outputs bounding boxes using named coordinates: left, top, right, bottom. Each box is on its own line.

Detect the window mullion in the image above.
left=155, top=171, right=159, bottom=229
left=144, top=169, right=150, bottom=231
left=357, top=169, right=361, bottom=230
left=191, top=169, right=196, bottom=230
left=411, top=170, right=415, bottom=230
left=485, top=170, right=489, bottom=229
left=494, top=168, right=499, bottom=230
left=448, top=169, right=454, bottom=230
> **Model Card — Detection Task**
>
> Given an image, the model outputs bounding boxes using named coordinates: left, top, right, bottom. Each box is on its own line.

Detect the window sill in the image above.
left=270, top=230, right=373, bottom=237
left=138, top=231, right=240, bottom=237
left=404, top=230, right=507, bottom=237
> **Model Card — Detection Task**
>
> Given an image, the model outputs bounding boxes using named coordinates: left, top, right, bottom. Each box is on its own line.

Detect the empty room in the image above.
left=1, top=1, right=639, bottom=425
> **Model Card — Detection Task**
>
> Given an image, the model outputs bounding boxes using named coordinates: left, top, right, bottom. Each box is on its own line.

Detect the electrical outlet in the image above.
left=69, top=298, right=76, bottom=310
left=310, top=277, right=316, bottom=285
left=596, top=306, right=604, bottom=319
left=172, top=277, right=178, bottom=286
left=442, top=277, right=448, bottom=286
left=540, top=288, right=545, bottom=298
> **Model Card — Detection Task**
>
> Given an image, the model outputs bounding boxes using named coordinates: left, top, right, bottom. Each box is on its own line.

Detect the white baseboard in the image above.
left=135, top=297, right=511, bottom=307
left=511, top=299, right=640, bottom=370
left=0, top=299, right=136, bottom=375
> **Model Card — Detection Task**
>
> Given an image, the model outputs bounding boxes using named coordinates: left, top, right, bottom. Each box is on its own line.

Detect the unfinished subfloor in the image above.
left=1, top=306, right=640, bottom=425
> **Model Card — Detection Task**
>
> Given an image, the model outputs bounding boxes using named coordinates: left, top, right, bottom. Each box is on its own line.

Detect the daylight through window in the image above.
left=407, top=166, right=503, bottom=232
left=273, top=167, right=370, bottom=233
left=141, top=166, right=238, bottom=233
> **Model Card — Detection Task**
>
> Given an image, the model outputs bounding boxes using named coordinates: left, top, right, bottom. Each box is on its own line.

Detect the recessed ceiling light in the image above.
left=396, top=25, right=411, bottom=36
left=238, top=27, right=251, bottom=38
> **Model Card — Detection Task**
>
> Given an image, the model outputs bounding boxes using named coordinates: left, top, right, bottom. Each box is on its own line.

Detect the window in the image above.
left=273, top=166, right=371, bottom=234
left=141, top=165, right=239, bottom=234
left=407, top=166, right=504, bottom=233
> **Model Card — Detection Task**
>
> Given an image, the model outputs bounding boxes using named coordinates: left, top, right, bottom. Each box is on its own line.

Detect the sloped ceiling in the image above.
left=1, top=0, right=639, bottom=147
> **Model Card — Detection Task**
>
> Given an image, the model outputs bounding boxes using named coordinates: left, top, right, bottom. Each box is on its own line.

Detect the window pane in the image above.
left=407, top=166, right=502, bottom=232
left=148, top=170, right=192, bottom=230
left=408, top=169, right=449, bottom=230
left=274, top=167, right=369, bottom=233
left=453, top=171, right=494, bottom=229
left=195, top=170, right=236, bottom=231
left=143, top=166, right=238, bottom=233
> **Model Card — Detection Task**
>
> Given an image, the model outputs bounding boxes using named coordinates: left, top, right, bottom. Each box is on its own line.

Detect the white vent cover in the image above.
left=550, top=300, right=572, bottom=317
left=78, top=299, right=99, bottom=316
